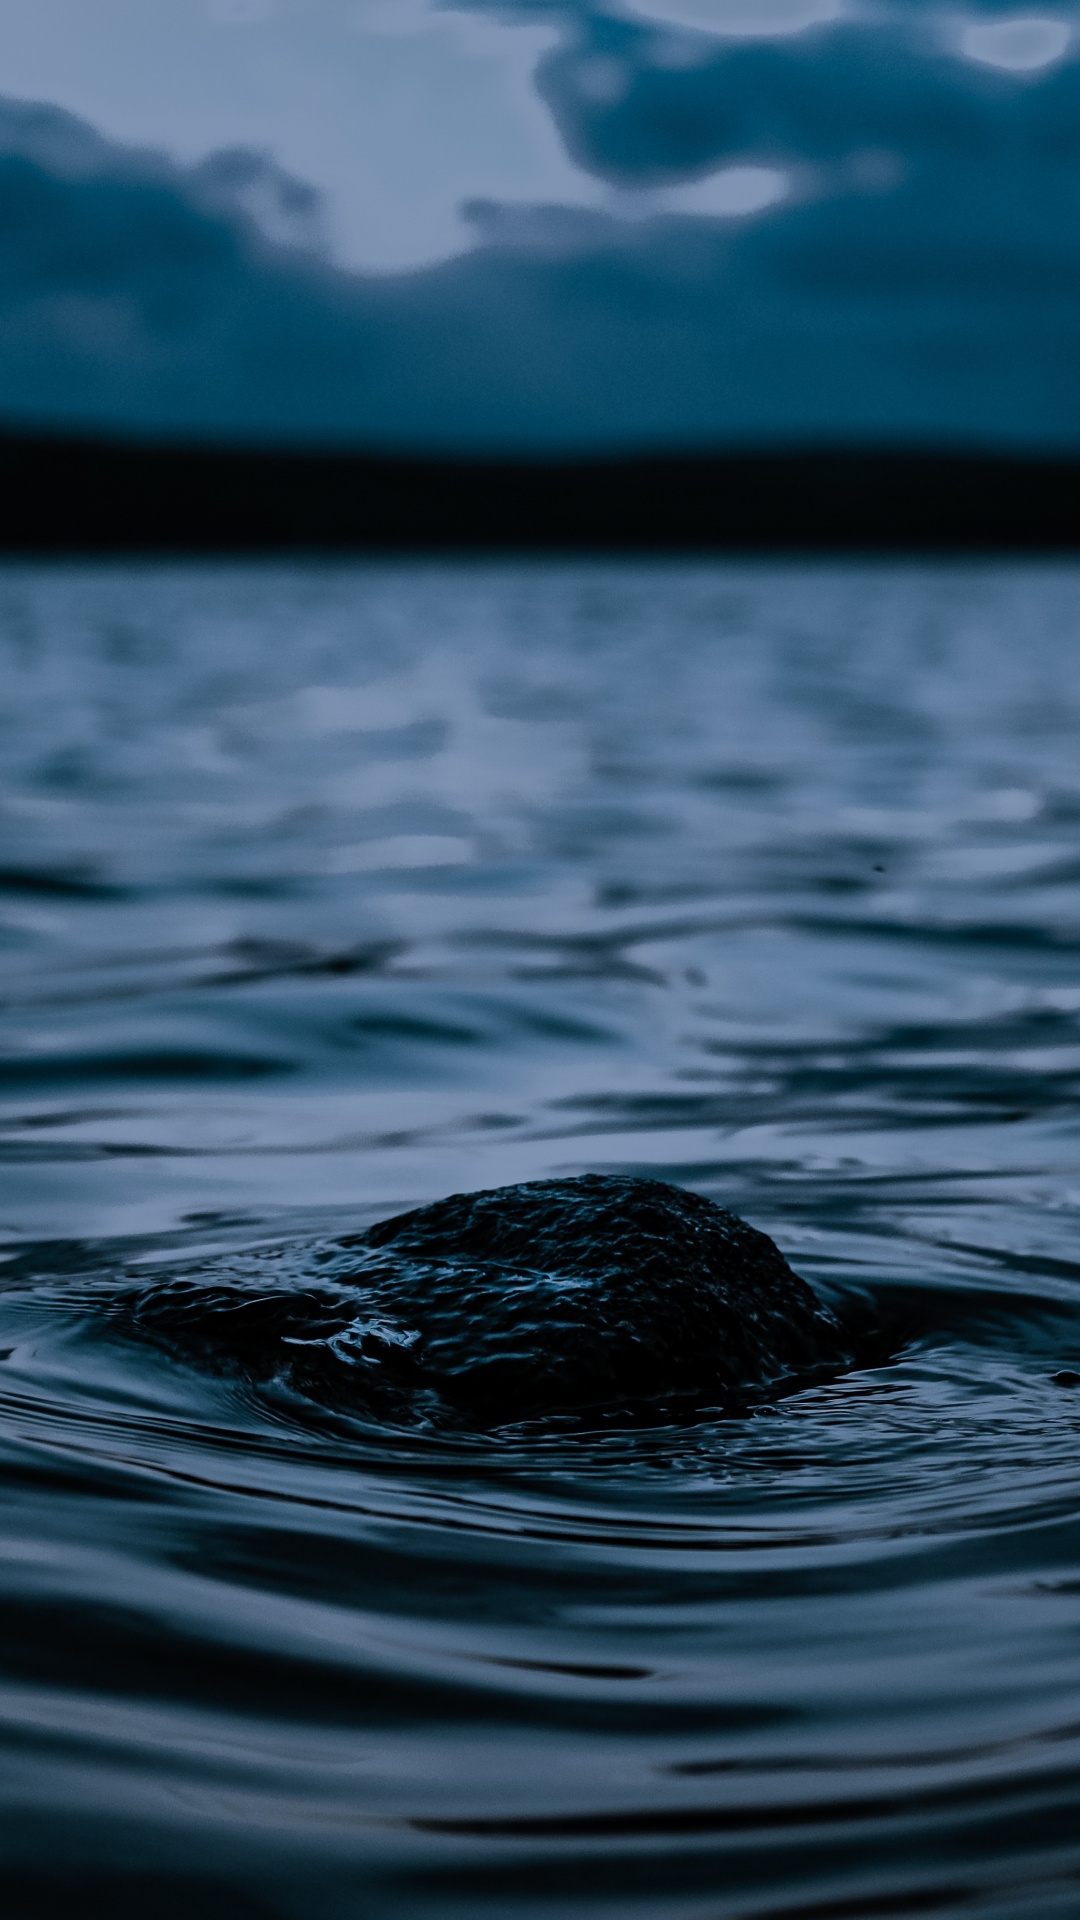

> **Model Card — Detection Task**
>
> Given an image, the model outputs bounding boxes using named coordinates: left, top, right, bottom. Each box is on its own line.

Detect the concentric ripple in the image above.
left=5, top=561, right=1080, bottom=1918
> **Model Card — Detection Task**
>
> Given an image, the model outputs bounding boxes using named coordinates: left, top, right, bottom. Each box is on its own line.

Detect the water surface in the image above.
left=4, top=561, right=1080, bottom=1917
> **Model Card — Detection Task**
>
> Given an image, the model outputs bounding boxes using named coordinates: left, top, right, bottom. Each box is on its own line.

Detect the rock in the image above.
left=125, top=1175, right=853, bottom=1424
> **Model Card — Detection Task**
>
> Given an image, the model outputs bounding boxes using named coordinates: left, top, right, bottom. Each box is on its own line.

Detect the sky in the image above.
left=0, top=0, right=594, bottom=273
left=2, top=0, right=1080, bottom=450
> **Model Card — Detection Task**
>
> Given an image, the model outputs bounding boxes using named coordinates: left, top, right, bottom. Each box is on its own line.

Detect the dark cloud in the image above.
left=534, top=13, right=1080, bottom=181
left=3, top=5, right=1080, bottom=452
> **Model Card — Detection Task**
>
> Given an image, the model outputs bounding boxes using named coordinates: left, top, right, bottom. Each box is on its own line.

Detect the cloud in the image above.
left=4, top=6, right=1080, bottom=453
left=623, top=0, right=847, bottom=41
left=959, top=16, right=1072, bottom=75
left=531, top=10, right=1080, bottom=182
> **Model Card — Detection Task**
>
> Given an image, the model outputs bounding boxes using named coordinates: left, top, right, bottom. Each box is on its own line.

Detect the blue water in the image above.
left=5, top=560, right=1080, bottom=1917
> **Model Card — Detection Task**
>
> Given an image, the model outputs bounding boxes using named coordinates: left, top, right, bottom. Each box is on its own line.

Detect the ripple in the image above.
left=4, top=560, right=1080, bottom=1916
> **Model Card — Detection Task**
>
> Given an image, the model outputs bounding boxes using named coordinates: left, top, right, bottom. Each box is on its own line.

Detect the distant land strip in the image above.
left=3, top=431, right=1080, bottom=551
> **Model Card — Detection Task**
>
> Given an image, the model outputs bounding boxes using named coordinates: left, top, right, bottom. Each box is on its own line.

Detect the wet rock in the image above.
left=125, top=1175, right=853, bottom=1424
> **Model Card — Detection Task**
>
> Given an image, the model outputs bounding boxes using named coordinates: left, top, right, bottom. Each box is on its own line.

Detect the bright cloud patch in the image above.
left=628, top=0, right=847, bottom=38
left=659, top=164, right=790, bottom=218
left=959, top=16, right=1071, bottom=74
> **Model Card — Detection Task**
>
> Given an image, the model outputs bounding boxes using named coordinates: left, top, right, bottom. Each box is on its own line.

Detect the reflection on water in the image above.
left=4, top=561, right=1080, bottom=1916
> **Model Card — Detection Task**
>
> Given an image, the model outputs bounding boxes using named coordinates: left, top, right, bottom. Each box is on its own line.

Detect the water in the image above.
left=4, top=560, right=1080, bottom=1918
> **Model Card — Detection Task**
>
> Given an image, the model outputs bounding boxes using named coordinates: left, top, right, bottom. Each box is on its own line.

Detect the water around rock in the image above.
left=123, top=1175, right=854, bottom=1424
left=10, top=562, right=1080, bottom=1920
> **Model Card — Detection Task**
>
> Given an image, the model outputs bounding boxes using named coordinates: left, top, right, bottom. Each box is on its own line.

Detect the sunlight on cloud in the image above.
left=959, top=15, right=1071, bottom=73
left=626, top=0, right=847, bottom=37
left=657, top=163, right=790, bottom=217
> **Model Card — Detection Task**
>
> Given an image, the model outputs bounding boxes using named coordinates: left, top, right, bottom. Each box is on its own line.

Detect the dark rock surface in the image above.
left=125, top=1175, right=854, bottom=1424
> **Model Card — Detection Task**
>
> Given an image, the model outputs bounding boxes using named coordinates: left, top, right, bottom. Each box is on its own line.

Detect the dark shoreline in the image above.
left=4, top=430, right=1080, bottom=551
